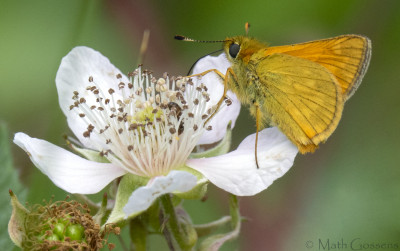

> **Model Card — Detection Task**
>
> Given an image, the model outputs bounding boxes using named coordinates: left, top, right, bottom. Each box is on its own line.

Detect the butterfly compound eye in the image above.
left=229, top=43, right=240, bottom=58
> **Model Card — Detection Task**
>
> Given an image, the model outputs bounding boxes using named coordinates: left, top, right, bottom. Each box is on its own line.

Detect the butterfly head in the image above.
left=223, top=36, right=267, bottom=65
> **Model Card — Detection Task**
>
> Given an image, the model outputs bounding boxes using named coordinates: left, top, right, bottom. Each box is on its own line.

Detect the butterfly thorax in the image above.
left=223, top=36, right=268, bottom=106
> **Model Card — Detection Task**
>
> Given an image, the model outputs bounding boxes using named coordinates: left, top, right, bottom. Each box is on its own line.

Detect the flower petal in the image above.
left=191, top=54, right=241, bottom=145
left=55, top=46, right=129, bottom=149
left=123, top=170, right=197, bottom=217
left=14, top=132, right=126, bottom=194
left=186, top=127, right=298, bottom=196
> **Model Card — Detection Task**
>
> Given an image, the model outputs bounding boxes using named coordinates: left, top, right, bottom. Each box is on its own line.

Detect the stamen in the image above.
left=70, top=67, right=213, bottom=177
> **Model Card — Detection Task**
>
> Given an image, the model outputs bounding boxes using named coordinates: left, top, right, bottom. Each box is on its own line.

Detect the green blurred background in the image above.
left=1, top=0, right=399, bottom=250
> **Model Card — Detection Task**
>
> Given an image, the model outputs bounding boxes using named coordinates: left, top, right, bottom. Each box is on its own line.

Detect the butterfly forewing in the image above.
left=264, top=35, right=371, bottom=100
left=251, top=53, right=344, bottom=153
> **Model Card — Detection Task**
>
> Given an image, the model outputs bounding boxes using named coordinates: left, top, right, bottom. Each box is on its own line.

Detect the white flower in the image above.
left=14, top=47, right=298, bottom=217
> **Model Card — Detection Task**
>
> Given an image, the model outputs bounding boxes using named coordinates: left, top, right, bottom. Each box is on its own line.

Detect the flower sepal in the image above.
left=174, top=166, right=208, bottom=200
left=66, top=138, right=109, bottom=163
left=193, top=215, right=232, bottom=238
left=121, top=171, right=198, bottom=221
left=105, top=173, right=149, bottom=225
left=8, top=190, right=30, bottom=248
left=93, top=193, right=109, bottom=226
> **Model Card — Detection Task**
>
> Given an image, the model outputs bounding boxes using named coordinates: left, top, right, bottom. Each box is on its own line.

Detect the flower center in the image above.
left=69, top=68, right=213, bottom=177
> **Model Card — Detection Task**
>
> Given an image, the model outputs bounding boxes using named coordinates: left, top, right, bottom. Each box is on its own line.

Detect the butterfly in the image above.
left=176, top=27, right=371, bottom=168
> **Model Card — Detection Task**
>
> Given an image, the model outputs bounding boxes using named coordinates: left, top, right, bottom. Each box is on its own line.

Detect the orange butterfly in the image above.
left=177, top=28, right=371, bottom=167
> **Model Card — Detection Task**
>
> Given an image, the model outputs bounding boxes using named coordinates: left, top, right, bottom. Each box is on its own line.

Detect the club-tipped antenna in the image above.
left=174, top=35, right=225, bottom=74
left=174, top=35, right=225, bottom=43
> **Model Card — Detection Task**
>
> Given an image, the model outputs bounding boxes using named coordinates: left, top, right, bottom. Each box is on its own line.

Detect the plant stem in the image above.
left=160, top=194, right=192, bottom=251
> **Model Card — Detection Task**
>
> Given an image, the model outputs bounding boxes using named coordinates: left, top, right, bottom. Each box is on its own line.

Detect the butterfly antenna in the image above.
left=174, top=35, right=225, bottom=74
left=174, top=35, right=224, bottom=43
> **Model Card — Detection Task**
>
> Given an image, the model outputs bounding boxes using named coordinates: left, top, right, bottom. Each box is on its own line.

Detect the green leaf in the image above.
left=189, top=125, right=232, bottom=159
left=0, top=123, right=27, bottom=249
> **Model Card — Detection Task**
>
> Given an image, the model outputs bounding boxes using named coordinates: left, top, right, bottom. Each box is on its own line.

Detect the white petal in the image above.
left=187, top=127, right=298, bottom=196
left=123, top=170, right=197, bottom=217
left=14, top=132, right=126, bottom=194
left=55, top=46, right=129, bottom=149
left=191, top=54, right=241, bottom=144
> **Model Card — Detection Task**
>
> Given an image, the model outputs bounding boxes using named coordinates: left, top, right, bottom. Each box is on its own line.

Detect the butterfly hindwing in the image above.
left=250, top=53, right=344, bottom=152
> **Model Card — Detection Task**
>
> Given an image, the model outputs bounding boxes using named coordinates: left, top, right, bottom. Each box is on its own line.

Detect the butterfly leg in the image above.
left=255, top=103, right=261, bottom=169
left=187, top=68, right=225, bottom=79
left=186, top=68, right=227, bottom=125
left=203, top=67, right=237, bottom=126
